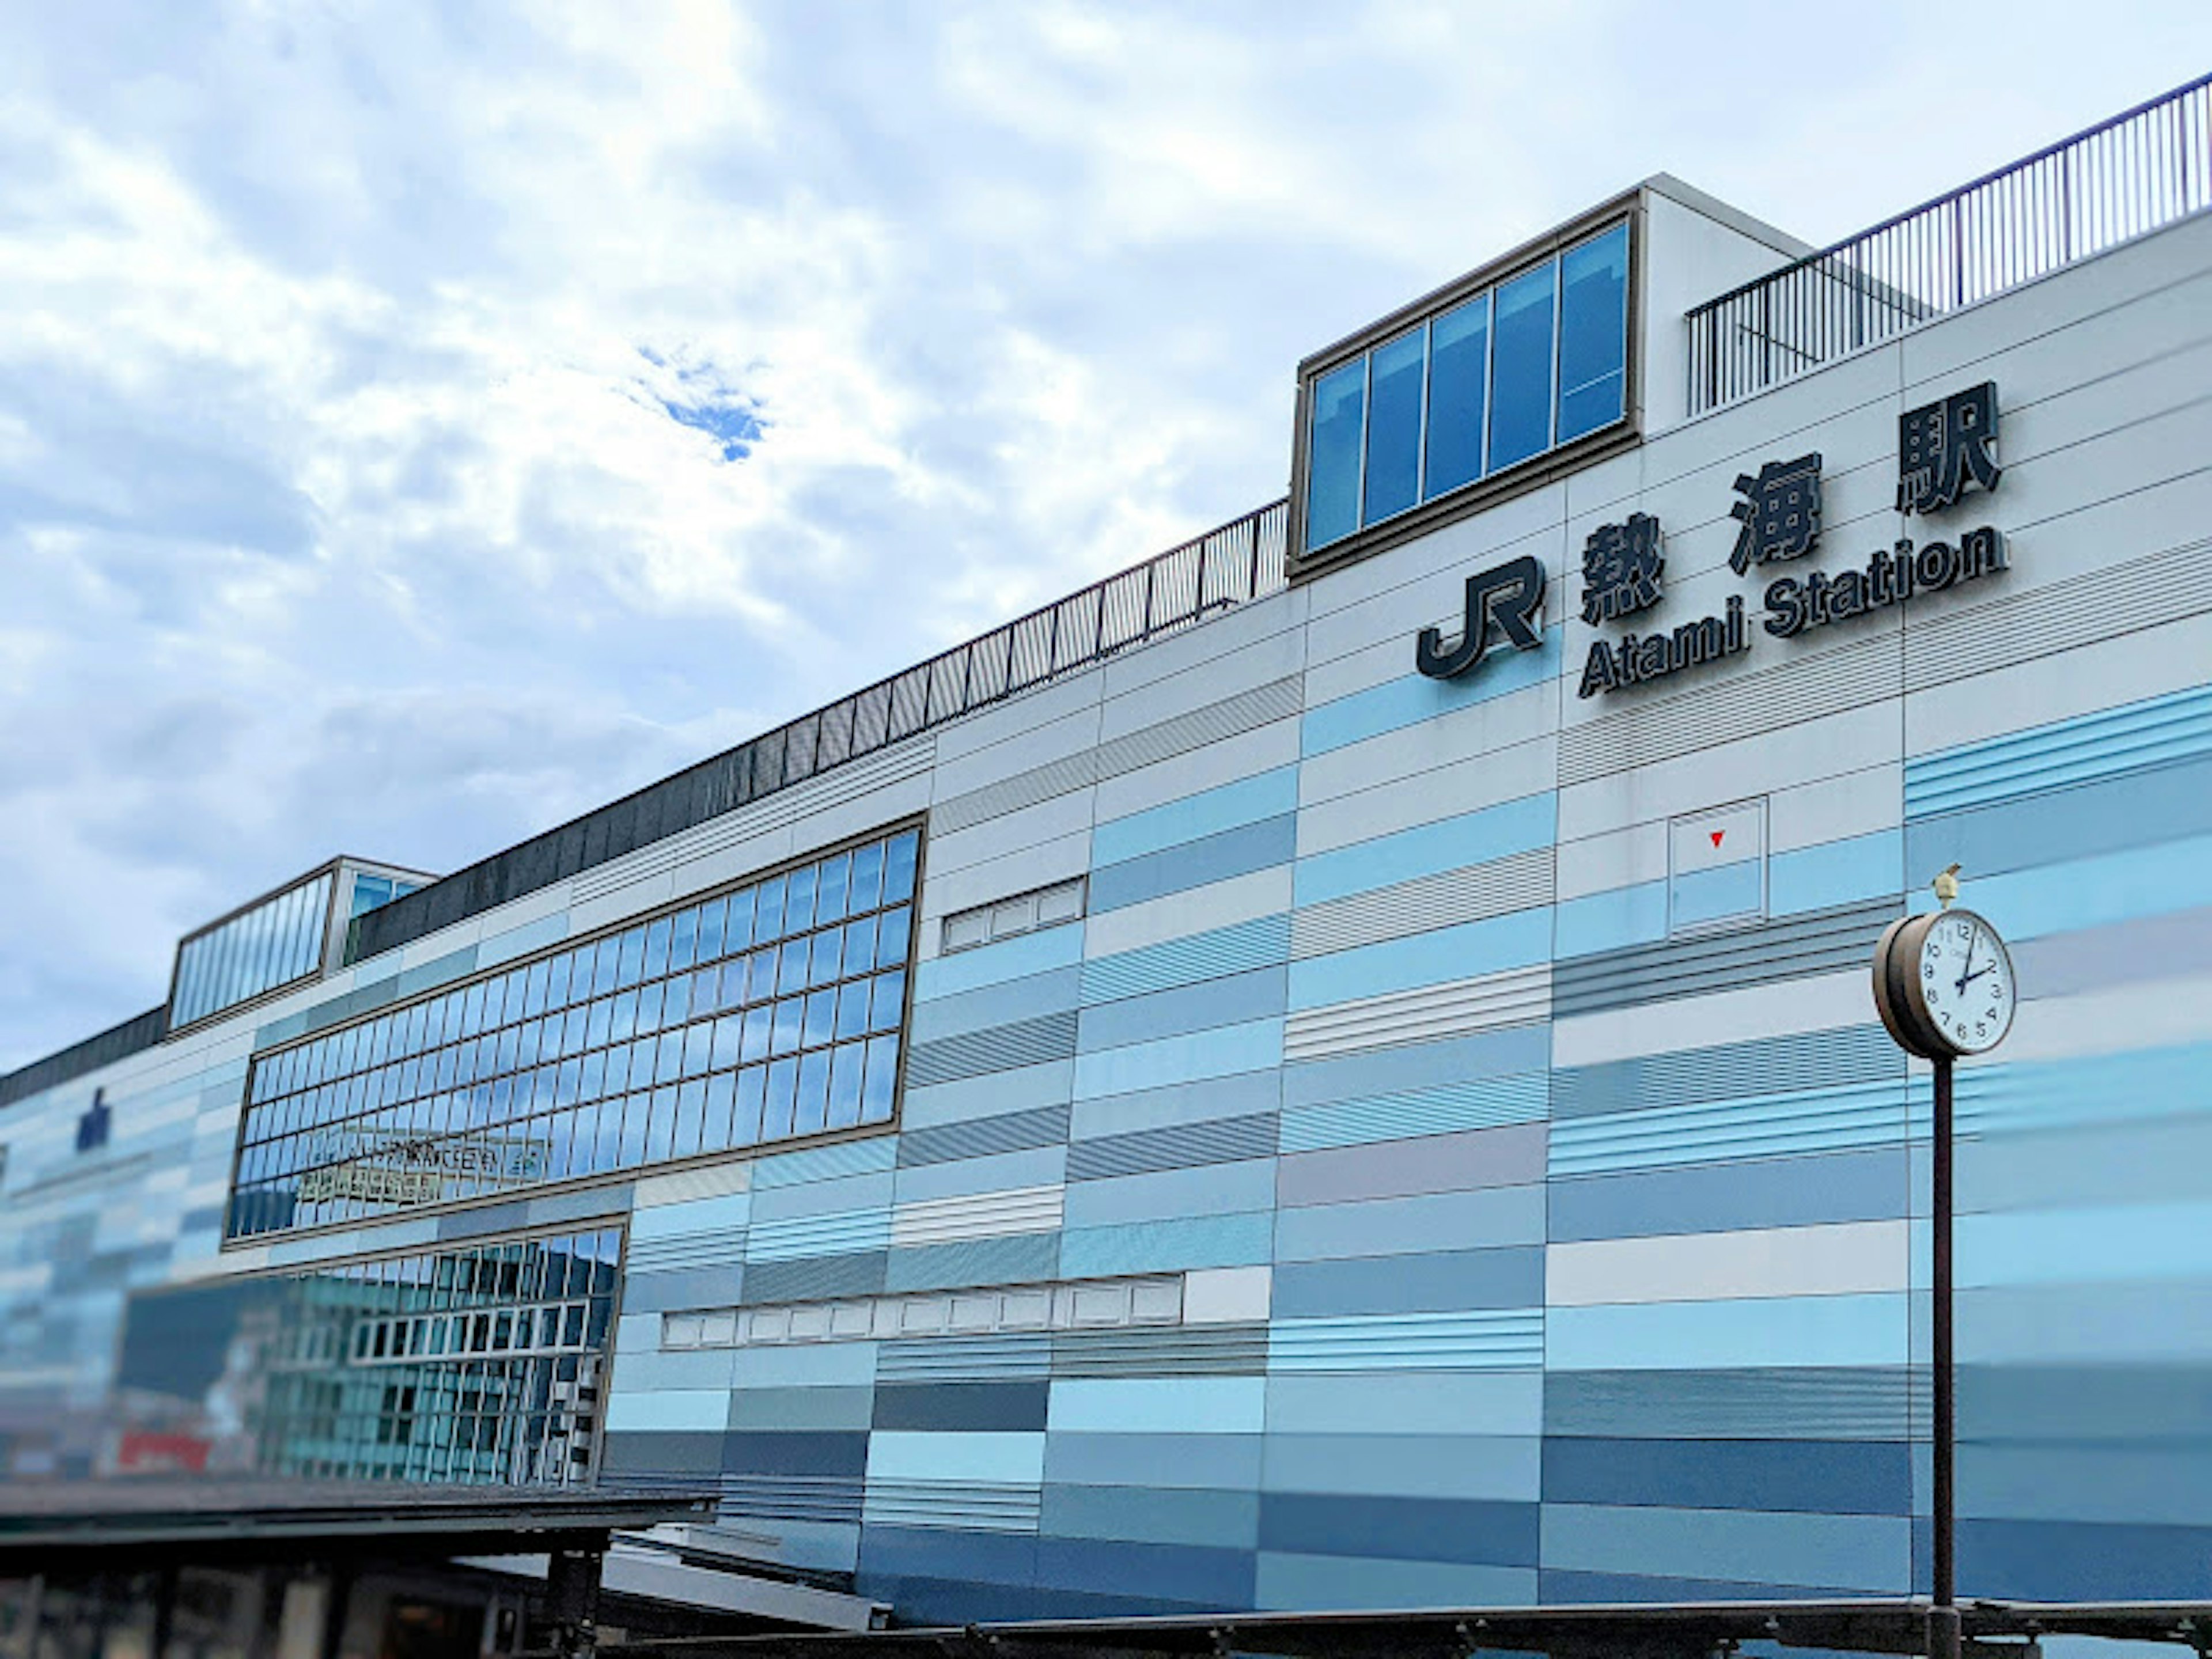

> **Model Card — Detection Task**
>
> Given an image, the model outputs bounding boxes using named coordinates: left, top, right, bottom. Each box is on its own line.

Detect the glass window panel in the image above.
left=884, top=832, right=919, bottom=906
left=778, top=936, right=809, bottom=993
left=643, top=1088, right=677, bottom=1162
left=642, top=918, right=673, bottom=980
left=1362, top=325, right=1425, bottom=525
left=585, top=997, right=613, bottom=1050
left=715, top=958, right=747, bottom=1013
left=671, top=1078, right=707, bottom=1160
left=670, top=906, right=699, bottom=972
left=827, top=1043, right=865, bottom=1131
left=616, top=927, right=646, bottom=987
left=725, top=887, right=757, bottom=953
left=543, top=952, right=571, bottom=1012
left=591, top=937, right=620, bottom=998
left=861, top=1035, right=899, bottom=1123
left=870, top=969, right=906, bottom=1033
left=741, top=1003, right=773, bottom=1065
left=522, top=960, right=550, bottom=1019
left=1425, top=293, right=1491, bottom=499
left=745, top=946, right=778, bottom=1004
left=1556, top=222, right=1630, bottom=441
left=632, top=980, right=665, bottom=1036
left=876, top=908, right=911, bottom=968
left=942, top=910, right=987, bottom=952
left=701, top=1068, right=738, bottom=1152
left=696, top=897, right=727, bottom=964
left=755, top=1057, right=796, bottom=1142
left=842, top=915, right=879, bottom=974
left=681, top=1021, right=714, bottom=1079
left=770, top=998, right=803, bottom=1057
left=785, top=862, right=818, bottom=935
left=732, top=1066, right=766, bottom=1147
left=848, top=842, right=885, bottom=913
left=793, top=1049, right=832, bottom=1138
left=609, top=989, right=639, bottom=1043
left=804, top=989, right=837, bottom=1050
left=1488, top=259, right=1558, bottom=472
left=753, top=873, right=787, bottom=944
left=816, top=852, right=852, bottom=924
left=834, top=979, right=872, bottom=1042
left=660, top=972, right=691, bottom=1027
left=654, top=1031, right=685, bottom=1086
left=808, top=927, right=844, bottom=988
left=1304, top=358, right=1365, bottom=551
left=711, top=1013, right=744, bottom=1072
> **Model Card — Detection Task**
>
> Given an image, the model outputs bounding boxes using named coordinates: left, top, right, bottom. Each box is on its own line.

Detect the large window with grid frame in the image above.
left=227, top=825, right=920, bottom=1241
left=122, top=1228, right=621, bottom=1487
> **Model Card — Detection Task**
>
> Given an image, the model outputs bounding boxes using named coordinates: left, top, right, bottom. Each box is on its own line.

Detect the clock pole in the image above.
left=1931, top=1045, right=1957, bottom=1659
left=1870, top=863, right=2013, bottom=1659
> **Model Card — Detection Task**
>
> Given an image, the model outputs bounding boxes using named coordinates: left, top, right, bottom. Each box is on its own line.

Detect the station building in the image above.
left=3, top=77, right=2211, bottom=1633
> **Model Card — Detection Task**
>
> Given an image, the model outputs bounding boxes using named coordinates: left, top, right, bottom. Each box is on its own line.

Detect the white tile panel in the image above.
left=1547, top=1220, right=1911, bottom=1307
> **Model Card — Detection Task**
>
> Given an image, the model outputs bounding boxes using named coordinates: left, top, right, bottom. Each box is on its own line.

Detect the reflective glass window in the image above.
left=1361, top=326, right=1426, bottom=525
left=226, top=826, right=919, bottom=1240
left=1424, top=293, right=1490, bottom=499
left=1304, top=359, right=1365, bottom=551
left=1488, top=260, right=1557, bottom=471
left=1556, top=223, right=1630, bottom=441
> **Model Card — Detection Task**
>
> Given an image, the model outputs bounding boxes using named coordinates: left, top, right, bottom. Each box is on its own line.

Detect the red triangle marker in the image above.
left=1710, top=831, right=1725, bottom=848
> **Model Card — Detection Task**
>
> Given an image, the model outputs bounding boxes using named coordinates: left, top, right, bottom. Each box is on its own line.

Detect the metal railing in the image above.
left=344, top=498, right=1289, bottom=967
left=1688, top=73, right=2212, bottom=414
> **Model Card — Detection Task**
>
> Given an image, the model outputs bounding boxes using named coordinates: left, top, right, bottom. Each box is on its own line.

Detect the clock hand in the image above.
left=1954, top=947, right=1977, bottom=997
left=1959, top=962, right=1996, bottom=988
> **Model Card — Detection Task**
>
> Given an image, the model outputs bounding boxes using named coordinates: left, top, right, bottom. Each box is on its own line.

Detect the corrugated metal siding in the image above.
left=1050, top=1323, right=1270, bottom=1378
left=1290, top=848, right=1554, bottom=960
left=891, top=1186, right=1066, bottom=1248
left=1277, top=1074, right=1550, bottom=1153
left=1902, top=535, right=2212, bottom=698
left=1544, top=1367, right=1918, bottom=1440
left=1906, top=680, right=2212, bottom=817
left=1551, top=898, right=1898, bottom=1020
left=863, top=1479, right=1043, bottom=1533
left=1559, top=631, right=1899, bottom=787
left=1551, top=1026, right=1903, bottom=1120
left=1268, top=1310, right=1546, bottom=1372
left=877, top=1332, right=1056, bottom=1384
left=629, top=1227, right=748, bottom=1274
left=1066, top=1114, right=1279, bottom=1181
left=1080, top=915, right=1293, bottom=1003
left=898, top=1105, right=1073, bottom=1168
left=933, top=678, right=1304, bottom=835
left=1283, top=969, right=1550, bottom=1063
left=906, top=1012, right=1081, bottom=1088
left=1548, top=1078, right=1914, bottom=1177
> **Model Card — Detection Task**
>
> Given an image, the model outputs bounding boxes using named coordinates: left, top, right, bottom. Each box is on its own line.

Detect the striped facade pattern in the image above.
left=4, top=194, right=2212, bottom=1619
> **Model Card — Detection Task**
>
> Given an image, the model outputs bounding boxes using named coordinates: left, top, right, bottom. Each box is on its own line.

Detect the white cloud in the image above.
left=0, top=0, right=2200, bottom=1065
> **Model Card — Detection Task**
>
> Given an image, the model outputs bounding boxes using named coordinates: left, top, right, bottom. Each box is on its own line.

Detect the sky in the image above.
left=1, top=1, right=2206, bottom=1070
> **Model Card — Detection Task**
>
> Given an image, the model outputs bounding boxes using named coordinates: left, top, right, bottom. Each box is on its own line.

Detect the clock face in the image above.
left=1911, top=908, right=2016, bottom=1055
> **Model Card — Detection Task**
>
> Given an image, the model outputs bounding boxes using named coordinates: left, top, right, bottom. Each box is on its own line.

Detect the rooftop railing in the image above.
left=343, top=498, right=1290, bottom=968
left=1687, top=72, right=2212, bottom=415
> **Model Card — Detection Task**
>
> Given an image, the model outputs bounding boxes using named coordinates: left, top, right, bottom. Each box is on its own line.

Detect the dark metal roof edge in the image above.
left=582, top=1599, right=2212, bottom=1659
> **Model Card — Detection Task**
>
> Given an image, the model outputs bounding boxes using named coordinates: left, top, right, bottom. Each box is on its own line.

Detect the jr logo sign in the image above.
left=1414, top=554, right=1546, bottom=679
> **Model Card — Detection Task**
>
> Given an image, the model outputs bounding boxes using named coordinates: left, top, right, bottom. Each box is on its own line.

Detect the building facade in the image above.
left=5, top=81, right=2212, bottom=1621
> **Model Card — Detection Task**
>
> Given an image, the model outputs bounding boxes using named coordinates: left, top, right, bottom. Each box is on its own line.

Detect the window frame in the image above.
left=1288, top=194, right=1644, bottom=582
left=223, top=816, right=926, bottom=1248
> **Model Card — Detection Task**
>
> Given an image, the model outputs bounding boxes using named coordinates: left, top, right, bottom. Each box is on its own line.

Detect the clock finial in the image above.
left=1933, top=863, right=1961, bottom=909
